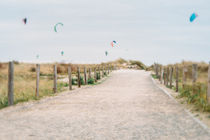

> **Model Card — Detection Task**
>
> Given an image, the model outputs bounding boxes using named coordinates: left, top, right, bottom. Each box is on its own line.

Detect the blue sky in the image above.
left=0, top=0, right=210, bottom=65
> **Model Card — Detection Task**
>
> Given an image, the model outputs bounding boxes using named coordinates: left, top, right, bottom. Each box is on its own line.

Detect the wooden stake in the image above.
left=176, top=66, right=179, bottom=92
left=182, top=66, right=187, bottom=89
left=8, top=61, right=14, bottom=105
left=84, top=67, right=87, bottom=85
left=53, top=64, right=57, bottom=93
left=169, top=67, right=173, bottom=89
left=36, top=64, right=40, bottom=97
left=192, top=64, right=198, bottom=94
left=94, top=68, right=97, bottom=82
left=160, top=66, right=163, bottom=84
left=88, top=68, right=91, bottom=79
left=207, top=62, right=210, bottom=103
left=68, top=66, right=72, bottom=90
left=77, top=67, right=81, bottom=88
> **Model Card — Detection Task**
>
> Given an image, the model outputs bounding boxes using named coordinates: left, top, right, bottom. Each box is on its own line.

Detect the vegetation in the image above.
left=129, top=60, right=147, bottom=70
left=0, top=62, right=111, bottom=109
left=153, top=61, right=210, bottom=112
left=88, top=78, right=95, bottom=85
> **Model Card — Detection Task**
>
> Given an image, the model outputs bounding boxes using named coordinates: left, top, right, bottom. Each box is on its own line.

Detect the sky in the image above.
left=0, top=0, right=210, bottom=65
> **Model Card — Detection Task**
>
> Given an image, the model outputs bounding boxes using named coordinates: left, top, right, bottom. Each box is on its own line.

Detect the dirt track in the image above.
left=0, top=70, right=210, bottom=140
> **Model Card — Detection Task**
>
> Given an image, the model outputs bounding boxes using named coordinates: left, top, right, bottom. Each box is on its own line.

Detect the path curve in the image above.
left=0, top=70, right=209, bottom=139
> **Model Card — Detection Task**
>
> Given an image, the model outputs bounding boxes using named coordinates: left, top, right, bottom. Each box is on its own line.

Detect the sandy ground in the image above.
left=0, top=70, right=210, bottom=140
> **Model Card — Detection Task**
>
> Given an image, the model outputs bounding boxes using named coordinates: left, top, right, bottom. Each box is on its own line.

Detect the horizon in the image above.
left=1, top=0, right=210, bottom=65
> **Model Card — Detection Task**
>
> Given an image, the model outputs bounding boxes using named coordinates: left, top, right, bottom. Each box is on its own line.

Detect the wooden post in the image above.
left=68, top=66, right=72, bottom=90
left=94, top=68, right=97, bottom=82
left=207, top=62, right=210, bottom=104
left=98, top=67, right=101, bottom=80
left=36, top=64, right=40, bottom=97
left=192, top=64, right=198, bottom=94
left=169, top=67, right=173, bottom=89
left=84, top=67, right=87, bottom=85
left=102, top=66, right=104, bottom=78
left=176, top=66, right=179, bottom=92
left=166, top=67, right=169, bottom=86
left=8, top=61, right=14, bottom=105
left=182, top=66, right=187, bottom=88
left=160, top=66, right=163, bottom=84
left=158, top=65, right=161, bottom=81
left=192, top=64, right=197, bottom=84
left=163, top=68, right=166, bottom=85
left=77, top=67, right=81, bottom=88
left=53, top=64, right=57, bottom=93
left=88, top=68, right=91, bottom=79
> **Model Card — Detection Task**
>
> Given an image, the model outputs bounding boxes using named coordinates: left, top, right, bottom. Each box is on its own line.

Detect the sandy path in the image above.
left=0, top=70, right=209, bottom=140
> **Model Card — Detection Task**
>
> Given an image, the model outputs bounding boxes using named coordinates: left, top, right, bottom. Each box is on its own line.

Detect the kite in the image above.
left=105, top=51, right=108, bottom=56
left=54, top=22, right=64, bottom=32
left=111, top=40, right=117, bottom=47
left=61, top=51, right=64, bottom=56
left=23, top=18, right=27, bottom=24
left=190, top=13, right=198, bottom=22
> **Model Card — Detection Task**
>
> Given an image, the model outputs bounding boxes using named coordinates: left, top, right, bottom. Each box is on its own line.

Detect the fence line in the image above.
left=153, top=62, right=210, bottom=104
left=4, top=61, right=115, bottom=107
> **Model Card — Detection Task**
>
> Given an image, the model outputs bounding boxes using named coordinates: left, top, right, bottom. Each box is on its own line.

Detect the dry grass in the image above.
left=0, top=62, right=102, bottom=109
left=155, top=61, right=210, bottom=111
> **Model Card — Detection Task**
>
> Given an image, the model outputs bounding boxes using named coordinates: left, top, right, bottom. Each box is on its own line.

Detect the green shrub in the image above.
left=72, top=78, right=77, bottom=85
left=72, top=77, right=85, bottom=85
left=88, top=78, right=95, bottom=85
left=151, top=74, right=158, bottom=79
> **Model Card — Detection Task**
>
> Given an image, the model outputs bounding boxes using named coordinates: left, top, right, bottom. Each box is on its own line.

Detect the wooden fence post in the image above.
left=84, top=67, right=87, bottom=85
left=53, top=64, right=57, bottom=93
left=77, top=67, right=81, bottom=88
left=207, top=62, right=210, bottom=104
left=94, top=68, right=97, bottom=82
left=176, top=66, right=179, bottom=92
left=182, top=66, right=187, bottom=88
left=102, top=66, right=104, bottom=77
left=98, top=67, right=101, bottom=80
left=36, top=64, right=40, bottom=97
left=68, top=66, right=72, bottom=90
left=8, top=61, right=14, bottom=105
left=192, top=64, right=198, bottom=94
left=88, top=68, right=91, bottom=79
left=160, top=66, right=163, bottom=84
left=164, top=68, right=166, bottom=85
left=169, top=67, right=173, bottom=89
left=158, top=65, right=161, bottom=81
left=166, top=67, right=169, bottom=86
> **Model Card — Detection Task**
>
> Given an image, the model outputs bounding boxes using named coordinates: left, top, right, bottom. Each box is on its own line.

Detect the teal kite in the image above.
left=61, top=51, right=64, bottom=56
left=190, top=13, right=198, bottom=22
left=54, top=23, right=64, bottom=32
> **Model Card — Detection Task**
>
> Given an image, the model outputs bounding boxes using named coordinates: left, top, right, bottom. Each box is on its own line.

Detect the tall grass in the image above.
left=154, top=61, right=210, bottom=112
left=0, top=62, right=111, bottom=109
